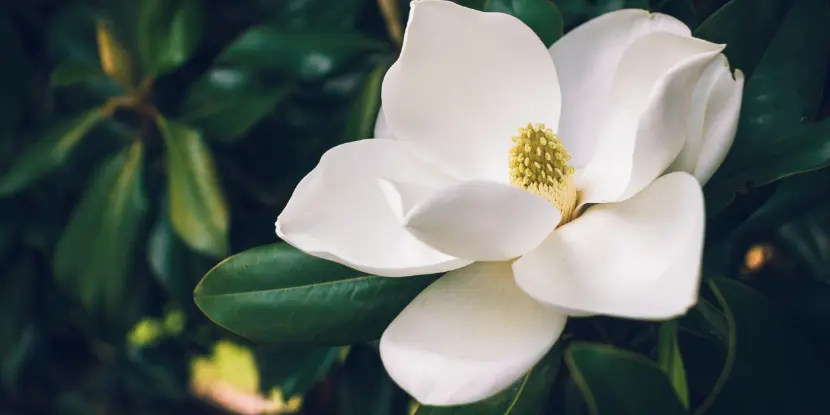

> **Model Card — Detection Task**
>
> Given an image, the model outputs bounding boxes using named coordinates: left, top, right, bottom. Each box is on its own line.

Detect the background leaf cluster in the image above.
left=1, top=0, right=829, bottom=414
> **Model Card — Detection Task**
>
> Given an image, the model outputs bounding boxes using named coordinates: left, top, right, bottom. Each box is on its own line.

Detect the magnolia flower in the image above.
left=275, top=0, right=743, bottom=406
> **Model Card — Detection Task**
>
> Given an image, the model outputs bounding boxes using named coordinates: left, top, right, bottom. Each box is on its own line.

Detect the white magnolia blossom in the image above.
left=275, top=0, right=744, bottom=407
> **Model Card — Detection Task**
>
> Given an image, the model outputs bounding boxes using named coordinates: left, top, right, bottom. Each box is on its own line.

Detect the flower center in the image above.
left=508, top=123, right=578, bottom=224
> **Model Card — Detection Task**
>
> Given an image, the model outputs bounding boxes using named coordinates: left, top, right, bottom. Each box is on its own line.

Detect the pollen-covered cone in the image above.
left=276, top=0, right=742, bottom=407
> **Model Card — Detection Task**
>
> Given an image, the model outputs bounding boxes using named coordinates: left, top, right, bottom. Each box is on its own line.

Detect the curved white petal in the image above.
left=550, top=10, right=690, bottom=167
left=382, top=179, right=561, bottom=261
left=513, top=172, right=704, bottom=319
left=668, top=57, right=744, bottom=184
left=374, top=107, right=395, bottom=139
left=380, top=262, right=567, bottom=406
left=576, top=32, right=724, bottom=204
left=275, top=139, right=471, bottom=277
left=382, top=0, right=561, bottom=182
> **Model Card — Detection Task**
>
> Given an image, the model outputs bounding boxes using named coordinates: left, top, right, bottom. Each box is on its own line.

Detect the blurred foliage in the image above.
left=1, top=0, right=829, bottom=414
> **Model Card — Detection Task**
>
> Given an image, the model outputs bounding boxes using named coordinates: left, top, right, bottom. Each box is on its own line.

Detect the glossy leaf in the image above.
left=147, top=204, right=214, bottom=309
left=194, top=243, right=438, bottom=344
left=53, top=141, right=147, bottom=319
left=484, top=0, right=564, bottom=47
left=96, top=21, right=134, bottom=91
left=698, top=279, right=830, bottom=414
left=657, top=320, right=689, bottom=408
left=138, top=0, right=203, bottom=77
left=0, top=109, right=104, bottom=196
left=158, top=117, right=228, bottom=258
left=701, top=0, right=830, bottom=212
left=182, top=68, right=292, bottom=142
left=256, top=346, right=341, bottom=397
left=415, top=342, right=563, bottom=414
left=342, top=61, right=389, bottom=143
left=216, top=26, right=387, bottom=81
left=737, top=169, right=830, bottom=236
left=566, top=343, right=688, bottom=415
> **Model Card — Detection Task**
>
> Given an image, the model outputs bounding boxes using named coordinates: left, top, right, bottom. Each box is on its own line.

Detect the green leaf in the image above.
left=695, top=0, right=790, bottom=78
left=256, top=347, right=341, bottom=397
left=194, top=243, right=438, bottom=344
left=182, top=68, right=292, bottom=142
left=415, top=342, right=563, bottom=414
left=653, top=0, right=698, bottom=29
left=217, top=27, right=387, bottom=81
left=0, top=109, right=104, bottom=196
left=50, top=61, right=105, bottom=88
left=701, top=0, right=830, bottom=212
left=736, top=168, right=830, bottom=236
left=657, top=320, right=689, bottom=408
left=96, top=20, right=135, bottom=91
left=342, top=61, right=389, bottom=143
left=698, top=279, right=830, bottom=414
left=484, top=0, right=564, bottom=47
left=566, top=343, right=688, bottom=415
left=53, top=141, right=147, bottom=320
left=138, top=0, right=203, bottom=77
left=0, top=10, right=29, bottom=132
left=157, top=117, right=228, bottom=258
left=330, top=345, right=409, bottom=415
left=147, top=203, right=214, bottom=309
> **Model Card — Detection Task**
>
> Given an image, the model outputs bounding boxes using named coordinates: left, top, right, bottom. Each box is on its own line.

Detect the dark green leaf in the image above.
left=702, top=0, right=830, bottom=212
left=331, top=345, right=409, bottom=415
left=737, top=168, right=830, bottom=236
left=217, top=27, right=387, bottom=81
left=415, top=342, right=563, bottom=414
left=653, top=0, right=698, bottom=29
left=0, top=10, right=29, bottom=132
left=53, top=141, right=148, bottom=320
left=194, top=243, right=438, bottom=344
left=182, top=68, right=292, bottom=142
left=50, top=61, right=105, bottom=88
left=342, top=61, right=389, bottom=143
left=138, top=0, right=203, bottom=77
left=0, top=109, right=104, bottom=196
left=566, top=343, right=688, bottom=415
left=484, top=0, right=564, bottom=47
left=698, top=279, right=830, bottom=414
left=657, top=320, right=689, bottom=408
left=257, top=347, right=341, bottom=397
left=157, top=117, right=228, bottom=258
left=147, top=204, right=214, bottom=309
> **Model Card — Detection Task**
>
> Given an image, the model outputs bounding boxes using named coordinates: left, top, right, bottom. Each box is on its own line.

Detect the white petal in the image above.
left=383, top=179, right=561, bottom=261
left=550, top=10, right=690, bottom=167
left=576, top=32, right=724, bottom=204
left=513, top=172, right=704, bottom=319
left=380, top=262, right=567, bottom=406
left=382, top=0, right=561, bottom=182
left=667, top=57, right=744, bottom=184
left=374, top=107, right=395, bottom=138
left=275, top=139, right=471, bottom=277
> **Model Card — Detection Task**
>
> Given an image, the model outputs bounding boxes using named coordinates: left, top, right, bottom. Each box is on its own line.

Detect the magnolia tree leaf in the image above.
left=138, top=0, right=203, bottom=77
left=657, top=320, right=690, bottom=408
left=696, top=279, right=830, bottom=414
left=342, top=60, right=389, bottom=143
left=699, top=0, right=830, bottom=212
left=157, top=117, right=228, bottom=258
left=181, top=68, right=292, bottom=143
left=96, top=21, right=135, bottom=91
left=216, top=27, right=387, bottom=81
left=0, top=109, right=104, bottom=196
left=256, top=346, right=341, bottom=398
left=566, top=343, right=688, bottom=415
left=653, top=0, right=698, bottom=29
left=328, top=345, right=409, bottom=415
left=484, top=0, right=564, bottom=47
left=415, top=342, right=563, bottom=414
left=194, top=243, right=438, bottom=344
left=53, top=141, right=147, bottom=320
